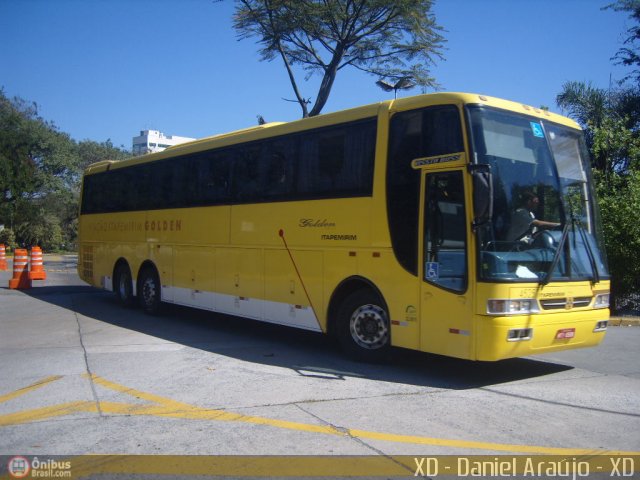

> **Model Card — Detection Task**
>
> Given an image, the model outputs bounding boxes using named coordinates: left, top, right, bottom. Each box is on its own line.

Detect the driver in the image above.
left=506, top=191, right=561, bottom=244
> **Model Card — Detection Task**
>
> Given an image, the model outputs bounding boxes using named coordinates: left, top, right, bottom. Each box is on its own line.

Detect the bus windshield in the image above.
left=468, top=106, right=609, bottom=283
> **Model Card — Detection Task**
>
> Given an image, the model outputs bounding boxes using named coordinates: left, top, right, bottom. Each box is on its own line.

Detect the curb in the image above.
left=608, top=317, right=640, bottom=327
left=42, top=253, right=77, bottom=262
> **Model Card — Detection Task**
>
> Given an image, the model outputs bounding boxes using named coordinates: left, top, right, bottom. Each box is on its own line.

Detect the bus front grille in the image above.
left=540, top=297, right=592, bottom=310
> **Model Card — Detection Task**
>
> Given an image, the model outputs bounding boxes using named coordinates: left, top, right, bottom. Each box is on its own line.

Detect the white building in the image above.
left=132, top=130, right=195, bottom=155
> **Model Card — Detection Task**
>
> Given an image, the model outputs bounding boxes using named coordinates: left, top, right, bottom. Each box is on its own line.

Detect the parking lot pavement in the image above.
left=1, top=260, right=639, bottom=467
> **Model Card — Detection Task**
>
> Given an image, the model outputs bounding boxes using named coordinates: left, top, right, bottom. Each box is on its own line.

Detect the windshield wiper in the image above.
left=542, top=220, right=570, bottom=285
left=541, top=216, right=600, bottom=285
left=574, top=219, right=600, bottom=283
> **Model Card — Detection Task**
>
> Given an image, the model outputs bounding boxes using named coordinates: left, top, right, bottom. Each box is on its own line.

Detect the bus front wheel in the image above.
left=336, top=290, right=390, bottom=362
left=138, top=267, right=162, bottom=315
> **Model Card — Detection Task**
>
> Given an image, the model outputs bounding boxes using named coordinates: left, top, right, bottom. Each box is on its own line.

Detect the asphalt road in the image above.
left=0, top=256, right=639, bottom=477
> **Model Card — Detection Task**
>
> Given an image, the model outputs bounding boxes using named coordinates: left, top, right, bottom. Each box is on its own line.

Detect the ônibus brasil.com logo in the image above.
left=7, top=456, right=30, bottom=478
left=7, top=456, right=72, bottom=478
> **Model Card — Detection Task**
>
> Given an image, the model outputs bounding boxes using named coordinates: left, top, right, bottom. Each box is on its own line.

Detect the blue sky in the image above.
left=0, top=0, right=632, bottom=149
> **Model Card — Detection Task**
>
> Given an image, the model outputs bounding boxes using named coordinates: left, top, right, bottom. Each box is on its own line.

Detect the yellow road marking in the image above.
left=0, top=374, right=638, bottom=456
left=347, top=429, right=632, bottom=456
left=0, top=375, right=62, bottom=404
left=89, top=374, right=184, bottom=408
left=90, top=373, right=343, bottom=435
left=0, top=401, right=94, bottom=427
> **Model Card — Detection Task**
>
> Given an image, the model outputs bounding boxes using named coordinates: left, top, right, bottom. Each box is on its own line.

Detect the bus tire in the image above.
left=114, top=263, right=135, bottom=307
left=336, top=289, right=390, bottom=362
left=138, top=267, right=162, bottom=315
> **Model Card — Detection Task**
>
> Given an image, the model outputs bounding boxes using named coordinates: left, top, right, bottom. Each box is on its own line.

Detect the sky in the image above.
left=0, top=0, right=633, bottom=150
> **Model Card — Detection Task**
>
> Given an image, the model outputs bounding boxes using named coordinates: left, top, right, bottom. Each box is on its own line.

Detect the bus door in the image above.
left=419, top=168, right=473, bottom=358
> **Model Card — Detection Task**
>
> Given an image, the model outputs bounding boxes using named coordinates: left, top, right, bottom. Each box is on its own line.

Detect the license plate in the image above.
left=555, top=328, right=575, bottom=340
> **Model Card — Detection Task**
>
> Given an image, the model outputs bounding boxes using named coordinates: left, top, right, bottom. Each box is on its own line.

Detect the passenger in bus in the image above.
left=506, top=191, right=560, bottom=243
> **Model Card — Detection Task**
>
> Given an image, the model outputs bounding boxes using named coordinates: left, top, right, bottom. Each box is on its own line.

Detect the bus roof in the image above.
left=84, top=92, right=580, bottom=174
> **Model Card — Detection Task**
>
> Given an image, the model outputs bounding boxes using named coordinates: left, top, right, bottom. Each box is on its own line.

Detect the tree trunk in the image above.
left=309, top=46, right=344, bottom=117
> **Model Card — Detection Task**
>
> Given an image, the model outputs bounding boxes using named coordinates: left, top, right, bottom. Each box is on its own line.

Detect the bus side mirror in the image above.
left=469, top=164, right=493, bottom=229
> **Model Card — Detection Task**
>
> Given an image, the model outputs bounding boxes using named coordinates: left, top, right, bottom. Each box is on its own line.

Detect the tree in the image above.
left=233, top=0, right=444, bottom=117
left=0, top=227, right=16, bottom=251
left=0, top=90, right=76, bottom=241
left=595, top=170, right=640, bottom=309
left=556, top=81, right=640, bottom=175
left=556, top=81, right=640, bottom=311
left=14, top=205, right=64, bottom=252
left=76, top=139, right=131, bottom=173
left=606, top=0, right=640, bottom=85
left=0, top=90, right=131, bottom=251
left=558, top=2, right=640, bottom=312
left=1, top=92, right=55, bottom=208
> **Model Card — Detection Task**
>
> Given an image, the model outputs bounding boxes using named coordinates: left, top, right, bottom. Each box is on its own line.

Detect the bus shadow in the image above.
left=22, top=284, right=574, bottom=390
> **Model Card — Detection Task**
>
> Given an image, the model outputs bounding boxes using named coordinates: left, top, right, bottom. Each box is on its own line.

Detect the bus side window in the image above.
left=297, top=120, right=375, bottom=199
left=388, top=105, right=463, bottom=276
left=318, top=129, right=345, bottom=188
left=152, top=160, right=184, bottom=209
left=195, top=151, right=232, bottom=205
left=211, top=154, right=232, bottom=203
left=344, top=121, right=376, bottom=195
left=264, top=138, right=295, bottom=200
left=106, top=168, right=138, bottom=211
left=233, top=144, right=263, bottom=203
left=298, top=132, right=331, bottom=196
left=424, top=171, right=467, bottom=292
left=388, top=111, right=423, bottom=275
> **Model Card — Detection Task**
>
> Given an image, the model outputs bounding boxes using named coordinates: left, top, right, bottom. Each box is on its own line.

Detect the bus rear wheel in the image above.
left=138, top=267, right=162, bottom=315
left=336, top=289, right=390, bottom=362
left=114, top=263, right=135, bottom=307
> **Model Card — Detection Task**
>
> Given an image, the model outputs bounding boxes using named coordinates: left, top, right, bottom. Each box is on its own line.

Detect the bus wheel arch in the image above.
left=137, top=261, right=162, bottom=315
left=113, top=259, right=135, bottom=307
left=328, top=277, right=391, bottom=362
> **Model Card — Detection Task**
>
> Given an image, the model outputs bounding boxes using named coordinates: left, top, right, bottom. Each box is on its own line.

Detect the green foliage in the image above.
left=556, top=81, right=640, bottom=173
left=591, top=110, right=640, bottom=308
left=556, top=0, right=640, bottom=310
left=591, top=114, right=640, bottom=175
left=605, top=0, right=640, bottom=85
left=556, top=80, right=640, bottom=310
left=234, top=0, right=444, bottom=117
left=0, top=91, right=74, bottom=207
left=595, top=170, right=640, bottom=306
left=0, top=228, right=16, bottom=251
left=15, top=207, right=64, bottom=252
left=0, top=89, right=131, bottom=252
left=76, top=139, right=131, bottom=173
left=556, top=81, right=610, bottom=129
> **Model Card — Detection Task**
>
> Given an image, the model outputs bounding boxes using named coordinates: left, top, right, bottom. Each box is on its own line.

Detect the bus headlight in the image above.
left=487, top=299, right=539, bottom=315
left=594, top=293, right=610, bottom=308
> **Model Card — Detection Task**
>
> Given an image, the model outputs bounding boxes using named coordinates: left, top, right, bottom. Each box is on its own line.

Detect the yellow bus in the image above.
left=78, top=92, right=610, bottom=362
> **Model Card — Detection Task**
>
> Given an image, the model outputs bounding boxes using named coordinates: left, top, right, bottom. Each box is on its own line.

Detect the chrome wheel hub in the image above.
left=349, top=304, right=389, bottom=350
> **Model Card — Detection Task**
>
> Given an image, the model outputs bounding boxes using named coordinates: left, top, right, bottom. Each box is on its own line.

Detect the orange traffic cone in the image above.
left=8, top=248, right=31, bottom=289
left=28, top=246, right=47, bottom=281
left=0, top=244, right=7, bottom=271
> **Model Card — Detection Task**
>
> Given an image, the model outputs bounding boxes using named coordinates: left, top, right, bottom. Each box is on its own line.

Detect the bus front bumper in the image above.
left=474, top=309, right=609, bottom=361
